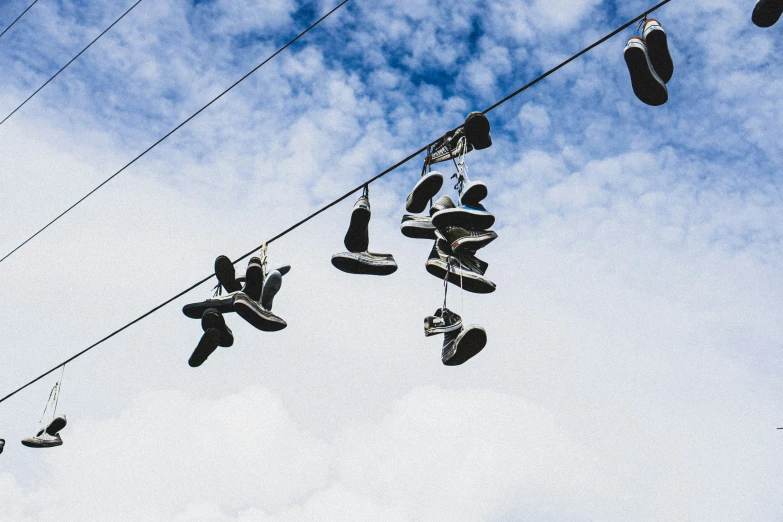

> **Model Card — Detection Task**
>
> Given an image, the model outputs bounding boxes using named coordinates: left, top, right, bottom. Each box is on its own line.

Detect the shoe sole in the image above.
left=182, top=294, right=236, bottom=319
left=332, top=253, right=398, bottom=276
left=45, top=416, right=67, bottom=436
left=451, top=232, right=497, bottom=254
left=460, top=182, right=488, bottom=207
left=234, top=296, right=287, bottom=331
left=201, top=309, right=234, bottom=347
left=214, top=256, right=242, bottom=293
left=243, top=260, right=264, bottom=302
left=432, top=207, right=495, bottom=230
left=753, top=0, right=783, bottom=26
left=444, top=325, right=487, bottom=366
left=425, top=259, right=496, bottom=294
left=644, top=28, right=673, bottom=83
left=344, top=207, right=370, bottom=253
left=624, top=43, right=668, bottom=106
left=189, top=328, right=220, bottom=367
left=400, top=220, right=437, bottom=240
left=406, top=173, right=444, bottom=213
left=464, top=112, right=492, bottom=150
left=261, top=271, right=282, bottom=311
left=21, top=437, right=63, bottom=448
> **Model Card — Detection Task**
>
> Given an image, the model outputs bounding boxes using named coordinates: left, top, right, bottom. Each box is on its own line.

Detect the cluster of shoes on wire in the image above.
left=182, top=247, right=289, bottom=367
left=401, top=112, right=496, bottom=366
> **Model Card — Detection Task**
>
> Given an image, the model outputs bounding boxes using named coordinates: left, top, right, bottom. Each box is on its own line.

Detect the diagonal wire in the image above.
left=0, top=0, right=145, bottom=128
left=0, top=0, right=351, bottom=267
left=0, top=0, right=39, bottom=41
left=0, top=0, right=672, bottom=406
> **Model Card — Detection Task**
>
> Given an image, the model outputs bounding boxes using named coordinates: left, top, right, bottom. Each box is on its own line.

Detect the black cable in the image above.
left=0, top=0, right=351, bottom=266
left=0, top=0, right=145, bottom=128
left=0, top=0, right=672, bottom=406
left=0, top=0, right=39, bottom=41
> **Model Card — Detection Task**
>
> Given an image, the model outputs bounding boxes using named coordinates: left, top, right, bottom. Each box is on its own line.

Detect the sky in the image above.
left=0, top=0, right=781, bottom=520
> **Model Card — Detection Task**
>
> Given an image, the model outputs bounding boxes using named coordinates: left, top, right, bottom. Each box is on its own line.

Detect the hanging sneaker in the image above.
left=459, top=179, right=488, bottom=207
left=189, top=328, right=220, bottom=367
left=443, top=325, right=487, bottom=366
left=436, top=226, right=498, bottom=254
left=463, top=112, right=492, bottom=150
left=182, top=292, right=238, bottom=319
left=261, top=269, right=282, bottom=311
left=424, top=308, right=462, bottom=336
left=331, top=251, right=398, bottom=276
left=406, top=171, right=444, bottom=213
left=400, top=214, right=437, bottom=240
left=201, top=308, right=233, bottom=347
left=233, top=292, right=287, bottom=331
left=432, top=202, right=495, bottom=230
left=425, top=240, right=495, bottom=294
left=753, top=0, right=783, bottom=26
left=428, top=128, right=473, bottom=164
left=45, top=414, right=67, bottom=436
left=0, top=439, right=5, bottom=454
left=21, top=433, right=63, bottom=448
left=642, top=19, right=673, bottom=83
left=624, top=36, right=668, bottom=106
left=214, top=255, right=242, bottom=293
left=429, top=195, right=456, bottom=217
left=344, top=194, right=371, bottom=253
left=242, top=257, right=265, bottom=302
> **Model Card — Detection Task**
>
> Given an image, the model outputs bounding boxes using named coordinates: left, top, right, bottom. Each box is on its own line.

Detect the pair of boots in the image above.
left=183, top=255, right=288, bottom=367
left=425, top=308, right=487, bottom=365
left=753, top=0, right=783, bottom=27
left=624, top=19, right=674, bottom=106
left=22, top=414, right=67, bottom=448
left=332, top=188, right=398, bottom=276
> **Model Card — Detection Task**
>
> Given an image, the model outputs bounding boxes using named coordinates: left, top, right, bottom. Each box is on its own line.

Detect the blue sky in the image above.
left=0, top=0, right=781, bottom=520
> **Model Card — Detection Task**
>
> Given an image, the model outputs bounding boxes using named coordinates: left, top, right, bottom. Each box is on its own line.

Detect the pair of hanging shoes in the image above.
left=424, top=308, right=486, bottom=365
left=22, top=415, right=67, bottom=448
left=753, top=0, right=783, bottom=27
left=333, top=189, right=398, bottom=276
left=624, top=19, right=674, bottom=106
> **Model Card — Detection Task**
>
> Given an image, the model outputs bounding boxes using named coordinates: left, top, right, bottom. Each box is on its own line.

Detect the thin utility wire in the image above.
left=0, top=0, right=672, bottom=406
left=0, top=0, right=39, bottom=41
left=0, top=0, right=145, bottom=128
left=0, top=0, right=351, bottom=266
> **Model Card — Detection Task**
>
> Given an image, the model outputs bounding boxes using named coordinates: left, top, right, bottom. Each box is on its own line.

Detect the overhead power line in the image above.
left=0, top=0, right=672, bottom=407
left=0, top=0, right=39, bottom=41
left=0, top=0, right=351, bottom=266
left=0, top=0, right=146, bottom=128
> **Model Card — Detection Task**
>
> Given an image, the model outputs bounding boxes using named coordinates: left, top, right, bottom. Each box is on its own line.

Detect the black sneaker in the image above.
left=429, top=195, right=456, bottom=217
left=400, top=214, right=437, bottom=240
left=45, top=415, right=67, bottom=436
left=261, top=269, right=282, bottom=310
left=463, top=112, right=492, bottom=150
left=214, top=255, right=242, bottom=293
left=642, top=19, right=673, bottom=84
left=189, top=328, right=220, bottom=367
left=424, top=308, right=462, bottom=336
left=182, top=292, right=237, bottom=319
left=406, top=171, right=444, bottom=213
left=344, top=195, right=371, bottom=253
left=0, top=439, right=4, bottom=455
left=243, top=257, right=265, bottom=302
left=437, top=226, right=498, bottom=254
left=443, top=325, right=487, bottom=366
left=331, top=251, right=398, bottom=276
left=201, top=308, right=234, bottom=347
left=428, top=128, right=473, bottom=164
left=431, top=202, right=495, bottom=230
left=753, top=0, right=783, bottom=26
left=425, top=240, right=495, bottom=294
left=233, top=292, right=287, bottom=331
left=624, top=36, right=668, bottom=106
